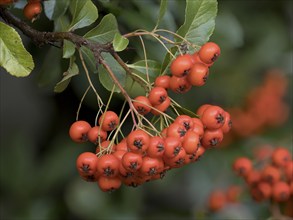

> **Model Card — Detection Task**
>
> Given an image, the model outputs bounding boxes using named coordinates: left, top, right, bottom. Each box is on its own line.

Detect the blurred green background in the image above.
left=0, top=0, right=292, bottom=219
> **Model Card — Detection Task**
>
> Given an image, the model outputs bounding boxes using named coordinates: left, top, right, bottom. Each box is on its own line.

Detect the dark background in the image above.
left=1, top=0, right=292, bottom=219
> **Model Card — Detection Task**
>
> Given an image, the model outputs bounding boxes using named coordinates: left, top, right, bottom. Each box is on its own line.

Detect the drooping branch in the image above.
left=99, top=57, right=138, bottom=128
left=0, top=6, right=112, bottom=56
left=0, top=6, right=148, bottom=90
left=111, top=51, right=149, bottom=91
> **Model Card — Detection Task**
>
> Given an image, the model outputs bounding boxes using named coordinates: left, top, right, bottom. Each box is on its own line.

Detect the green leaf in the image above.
left=0, top=22, right=34, bottom=77
left=127, top=60, right=161, bottom=82
left=80, top=46, right=98, bottom=73
left=176, top=0, right=218, bottom=46
left=84, top=14, right=119, bottom=44
left=98, top=53, right=126, bottom=93
left=43, top=0, right=70, bottom=20
left=154, top=0, right=168, bottom=29
left=63, top=40, right=76, bottom=58
left=160, top=0, right=217, bottom=74
left=54, top=57, right=79, bottom=93
left=172, top=105, right=199, bottom=118
left=37, top=47, right=62, bottom=87
left=68, top=0, right=98, bottom=31
left=124, top=60, right=161, bottom=98
left=54, top=14, right=71, bottom=32
left=113, top=33, right=129, bottom=52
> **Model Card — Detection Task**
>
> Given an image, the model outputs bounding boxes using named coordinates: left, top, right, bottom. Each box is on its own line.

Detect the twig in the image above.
left=111, top=51, right=148, bottom=91
left=99, top=57, right=138, bottom=128
left=78, top=49, right=104, bottom=107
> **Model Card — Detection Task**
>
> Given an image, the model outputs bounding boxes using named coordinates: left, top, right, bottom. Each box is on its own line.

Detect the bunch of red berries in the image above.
left=208, top=185, right=242, bottom=212
left=132, top=42, right=221, bottom=115
left=230, top=69, right=289, bottom=138
left=233, top=147, right=293, bottom=204
left=170, top=42, right=220, bottom=89
left=69, top=103, right=231, bottom=192
left=69, top=42, right=232, bottom=192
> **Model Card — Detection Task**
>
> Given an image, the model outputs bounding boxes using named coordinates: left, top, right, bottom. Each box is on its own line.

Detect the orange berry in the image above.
left=272, top=181, right=290, bottom=202
left=198, top=42, right=221, bottom=64
left=170, top=54, right=194, bottom=77
left=257, top=182, right=272, bottom=200
left=208, top=190, right=226, bottom=212
left=23, top=2, right=42, bottom=22
left=250, top=182, right=272, bottom=202
left=154, top=75, right=170, bottom=89
left=261, top=165, right=281, bottom=184
left=233, top=157, right=253, bottom=177
left=272, top=147, right=291, bottom=167
left=245, top=170, right=261, bottom=186
left=133, top=96, right=152, bottom=115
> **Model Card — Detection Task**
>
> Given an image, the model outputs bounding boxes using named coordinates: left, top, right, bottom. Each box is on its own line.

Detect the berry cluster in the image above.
left=169, top=42, right=220, bottom=90
left=70, top=103, right=231, bottom=192
left=208, top=185, right=242, bottom=212
left=207, top=146, right=292, bottom=218
left=68, top=41, right=232, bottom=192
left=233, top=147, right=293, bottom=205
left=230, top=69, right=289, bottom=138
left=132, top=42, right=221, bottom=116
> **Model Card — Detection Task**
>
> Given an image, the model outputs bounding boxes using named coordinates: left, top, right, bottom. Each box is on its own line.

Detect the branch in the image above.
left=0, top=6, right=112, bottom=55
left=99, top=57, right=138, bottom=128
left=112, top=51, right=149, bottom=91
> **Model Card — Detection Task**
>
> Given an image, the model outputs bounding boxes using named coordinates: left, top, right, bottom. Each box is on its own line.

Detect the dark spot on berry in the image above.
left=183, top=69, right=190, bottom=76
left=129, top=162, right=138, bottom=170
left=157, top=143, right=164, bottom=152
left=209, top=138, right=219, bottom=147
left=203, top=73, right=209, bottom=82
left=81, top=164, right=90, bottom=173
left=189, top=154, right=195, bottom=161
left=159, top=95, right=166, bottom=103
left=216, top=114, right=224, bottom=124
left=183, top=121, right=191, bottom=130
left=81, top=133, right=88, bottom=142
left=211, top=54, right=219, bottom=62
left=178, top=128, right=186, bottom=137
left=126, top=172, right=134, bottom=178
left=134, top=139, right=143, bottom=149
left=137, top=106, right=146, bottom=114
left=174, top=146, right=181, bottom=156
left=177, top=85, right=187, bottom=93
left=175, top=158, right=185, bottom=165
left=104, top=167, right=114, bottom=176
left=108, top=121, right=117, bottom=130
left=148, top=167, right=157, bottom=176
